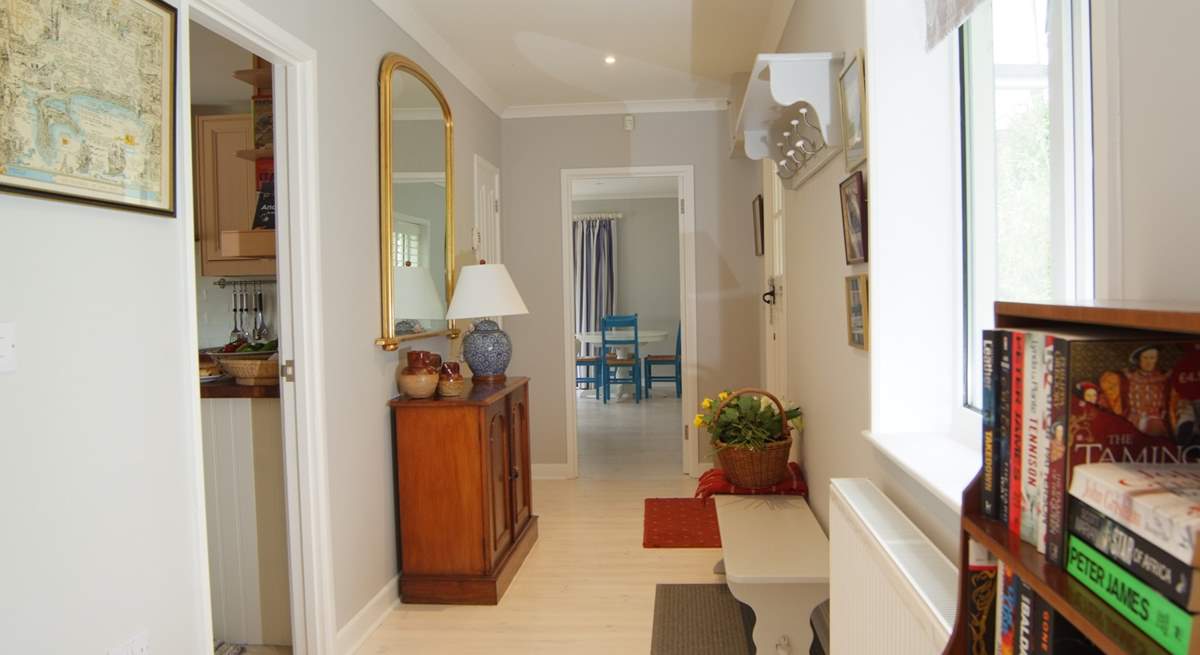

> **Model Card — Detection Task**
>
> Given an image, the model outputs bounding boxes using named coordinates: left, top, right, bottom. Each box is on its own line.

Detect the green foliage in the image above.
left=695, top=391, right=803, bottom=452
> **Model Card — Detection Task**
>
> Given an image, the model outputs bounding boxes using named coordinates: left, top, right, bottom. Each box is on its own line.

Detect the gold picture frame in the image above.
left=845, top=273, right=869, bottom=350
left=838, top=50, right=868, bottom=173
left=0, top=0, right=177, bottom=216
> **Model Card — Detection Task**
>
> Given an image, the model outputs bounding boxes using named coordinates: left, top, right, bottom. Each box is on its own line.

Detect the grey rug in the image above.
left=650, top=584, right=755, bottom=655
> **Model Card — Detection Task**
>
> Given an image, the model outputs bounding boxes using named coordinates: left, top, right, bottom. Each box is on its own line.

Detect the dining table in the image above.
left=575, top=329, right=670, bottom=399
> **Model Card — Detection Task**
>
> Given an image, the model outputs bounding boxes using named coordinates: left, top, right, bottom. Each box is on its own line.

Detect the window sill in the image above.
left=862, top=430, right=979, bottom=513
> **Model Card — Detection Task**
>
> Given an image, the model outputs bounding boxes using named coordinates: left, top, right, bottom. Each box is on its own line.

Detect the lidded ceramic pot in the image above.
left=437, top=361, right=466, bottom=398
left=397, top=350, right=438, bottom=398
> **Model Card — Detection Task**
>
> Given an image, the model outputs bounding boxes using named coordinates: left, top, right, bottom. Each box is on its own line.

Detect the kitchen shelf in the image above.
left=233, top=68, right=272, bottom=89
left=942, top=301, right=1200, bottom=655
left=220, top=229, right=275, bottom=258
left=235, top=146, right=273, bottom=161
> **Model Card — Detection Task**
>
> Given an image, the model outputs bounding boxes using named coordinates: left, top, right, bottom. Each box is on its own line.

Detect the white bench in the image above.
left=715, top=495, right=830, bottom=655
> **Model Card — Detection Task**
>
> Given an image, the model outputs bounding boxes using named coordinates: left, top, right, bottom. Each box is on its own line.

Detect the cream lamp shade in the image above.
left=445, top=263, right=529, bottom=319
left=393, top=263, right=447, bottom=320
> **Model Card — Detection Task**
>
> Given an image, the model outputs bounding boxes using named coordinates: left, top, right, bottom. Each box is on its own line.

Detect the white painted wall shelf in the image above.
left=733, top=52, right=845, bottom=188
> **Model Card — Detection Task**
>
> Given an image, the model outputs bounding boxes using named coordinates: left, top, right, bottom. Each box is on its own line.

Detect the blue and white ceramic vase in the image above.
left=462, top=319, right=511, bottom=382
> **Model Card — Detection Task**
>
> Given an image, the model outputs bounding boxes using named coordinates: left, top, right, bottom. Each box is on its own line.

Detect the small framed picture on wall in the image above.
left=839, top=50, right=868, bottom=172
left=845, top=274, right=869, bottom=350
left=751, top=193, right=765, bottom=256
left=839, top=171, right=867, bottom=264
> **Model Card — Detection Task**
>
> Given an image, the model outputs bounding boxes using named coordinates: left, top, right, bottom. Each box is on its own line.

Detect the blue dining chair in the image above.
left=575, top=350, right=602, bottom=399
left=600, top=314, right=641, bottom=404
left=644, top=322, right=682, bottom=399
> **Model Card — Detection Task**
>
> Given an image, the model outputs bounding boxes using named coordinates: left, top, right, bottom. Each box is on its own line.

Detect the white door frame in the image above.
left=183, top=2, right=335, bottom=654
left=559, top=165, right=700, bottom=478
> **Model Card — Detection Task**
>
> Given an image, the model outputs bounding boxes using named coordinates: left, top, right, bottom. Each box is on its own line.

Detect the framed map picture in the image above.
left=845, top=274, right=869, bottom=350
left=0, top=0, right=178, bottom=216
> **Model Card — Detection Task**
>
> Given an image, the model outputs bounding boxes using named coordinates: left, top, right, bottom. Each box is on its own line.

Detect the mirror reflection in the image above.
left=384, top=60, right=451, bottom=340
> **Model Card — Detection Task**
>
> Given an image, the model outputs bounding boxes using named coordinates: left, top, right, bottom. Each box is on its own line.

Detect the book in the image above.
left=1066, top=534, right=1200, bottom=655
left=1033, top=336, right=1200, bottom=565
left=984, top=330, right=999, bottom=518
left=1022, top=332, right=1046, bottom=546
left=968, top=538, right=998, bottom=655
left=1010, top=330, right=1026, bottom=536
left=1070, top=463, right=1200, bottom=566
left=1069, top=497, right=1200, bottom=611
left=1036, top=334, right=1057, bottom=553
left=999, top=331, right=1013, bottom=525
left=1017, top=576, right=1036, bottom=655
left=999, top=564, right=1019, bottom=655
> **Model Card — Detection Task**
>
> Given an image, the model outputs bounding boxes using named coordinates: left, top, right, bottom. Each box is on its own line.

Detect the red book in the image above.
left=1009, top=331, right=1025, bottom=536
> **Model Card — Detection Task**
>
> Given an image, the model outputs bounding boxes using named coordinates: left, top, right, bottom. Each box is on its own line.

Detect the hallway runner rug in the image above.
left=643, top=498, right=721, bottom=548
left=650, top=584, right=754, bottom=655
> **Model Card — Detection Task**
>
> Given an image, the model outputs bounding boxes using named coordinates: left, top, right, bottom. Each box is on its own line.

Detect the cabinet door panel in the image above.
left=486, top=402, right=513, bottom=563
left=195, top=115, right=273, bottom=277
left=508, top=384, right=532, bottom=531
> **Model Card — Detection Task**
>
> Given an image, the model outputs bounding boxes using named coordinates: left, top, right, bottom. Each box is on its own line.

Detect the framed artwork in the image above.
left=838, top=50, right=868, bottom=172
left=839, top=171, right=868, bottom=264
left=751, top=193, right=765, bottom=256
left=0, top=0, right=178, bottom=216
left=845, top=274, right=869, bottom=350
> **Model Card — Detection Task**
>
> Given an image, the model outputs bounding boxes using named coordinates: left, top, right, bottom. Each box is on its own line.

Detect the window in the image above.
left=394, top=215, right=430, bottom=268
left=961, top=0, right=1094, bottom=408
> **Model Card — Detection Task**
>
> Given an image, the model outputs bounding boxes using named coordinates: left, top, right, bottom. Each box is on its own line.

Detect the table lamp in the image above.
left=393, top=262, right=447, bottom=334
left=445, top=262, right=529, bottom=383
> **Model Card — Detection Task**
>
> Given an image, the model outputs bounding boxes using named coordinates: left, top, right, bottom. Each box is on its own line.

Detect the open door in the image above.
left=761, top=160, right=788, bottom=399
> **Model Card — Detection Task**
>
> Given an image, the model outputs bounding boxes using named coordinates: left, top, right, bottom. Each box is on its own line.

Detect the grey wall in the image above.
left=571, top=196, right=681, bottom=358
left=220, top=0, right=502, bottom=629
left=502, top=110, right=761, bottom=466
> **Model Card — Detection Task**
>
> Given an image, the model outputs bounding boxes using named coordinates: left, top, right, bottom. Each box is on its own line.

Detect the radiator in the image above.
left=829, top=478, right=958, bottom=655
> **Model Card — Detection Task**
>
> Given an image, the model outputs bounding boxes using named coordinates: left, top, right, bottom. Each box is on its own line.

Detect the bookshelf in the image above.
left=941, top=301, right=1200, bottom=655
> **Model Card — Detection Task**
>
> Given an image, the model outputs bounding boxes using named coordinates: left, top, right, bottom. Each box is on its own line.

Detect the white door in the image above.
left=474, top=155, right=501, bottom=265
left=762, top=161, right=788, bottom=399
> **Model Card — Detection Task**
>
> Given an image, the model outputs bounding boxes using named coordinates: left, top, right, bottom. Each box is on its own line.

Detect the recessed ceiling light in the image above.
left=604, top=55, right=616, bottom=65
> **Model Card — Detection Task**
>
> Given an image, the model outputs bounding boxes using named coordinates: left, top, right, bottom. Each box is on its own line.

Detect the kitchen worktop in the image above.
left=200, top=378, right=280, bottom=399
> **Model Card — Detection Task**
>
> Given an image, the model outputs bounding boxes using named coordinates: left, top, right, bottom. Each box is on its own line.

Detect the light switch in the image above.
left=0, top=322, right=14, bottom=373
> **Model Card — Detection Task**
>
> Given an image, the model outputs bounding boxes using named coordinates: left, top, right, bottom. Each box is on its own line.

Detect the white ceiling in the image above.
left=572, top=176, right=678, bottom=201
left=370, top=0, right=794, bottom=116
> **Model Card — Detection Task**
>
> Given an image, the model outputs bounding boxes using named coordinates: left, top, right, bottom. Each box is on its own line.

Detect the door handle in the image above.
left=510, top=466, right=521, bottom=480
left=761, top=288, right=776, bottom=305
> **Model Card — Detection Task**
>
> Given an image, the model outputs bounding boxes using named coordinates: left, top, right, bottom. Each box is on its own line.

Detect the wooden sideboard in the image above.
left=389, top=376, right=537, bottom=604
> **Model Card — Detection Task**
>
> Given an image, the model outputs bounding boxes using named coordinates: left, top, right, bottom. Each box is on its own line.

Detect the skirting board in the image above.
left=532, top=463, right=573, bottom=480
left=334, top=575, right=399, bottom=655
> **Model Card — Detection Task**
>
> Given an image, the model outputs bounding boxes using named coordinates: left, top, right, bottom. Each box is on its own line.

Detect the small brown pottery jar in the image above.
left=438, top=361, right=466, bottom=397
left=426, top=352, right=443, bottom=369
left=397, top=350, right=438, bottom=398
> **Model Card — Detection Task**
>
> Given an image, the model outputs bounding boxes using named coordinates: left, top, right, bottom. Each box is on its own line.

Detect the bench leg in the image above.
left=726, top=581, right=828, bottom=655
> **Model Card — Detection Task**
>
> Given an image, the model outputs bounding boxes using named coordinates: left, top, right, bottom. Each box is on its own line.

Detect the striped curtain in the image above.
left=573, top=218, right=616, bottom=357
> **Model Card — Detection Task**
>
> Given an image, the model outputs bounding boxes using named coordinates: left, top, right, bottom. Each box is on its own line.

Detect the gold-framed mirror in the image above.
left=376, top=54, right=455, bottom=351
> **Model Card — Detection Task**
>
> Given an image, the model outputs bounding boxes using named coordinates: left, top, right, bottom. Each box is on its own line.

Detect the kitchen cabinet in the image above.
left=388, top=377, right=538, bottom=605
left=194, top=114, right=275, bottom=277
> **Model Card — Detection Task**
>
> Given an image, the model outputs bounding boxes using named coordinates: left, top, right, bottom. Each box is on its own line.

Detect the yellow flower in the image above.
left=718, top=391, right=731, bottom=402
left=693, top=414, right=705, bottom=428
left=701, top=398, right=713, bottom=409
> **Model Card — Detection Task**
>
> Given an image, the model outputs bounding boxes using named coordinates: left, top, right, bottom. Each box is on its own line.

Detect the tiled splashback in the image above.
left=196, top=274, right=278, bottom=349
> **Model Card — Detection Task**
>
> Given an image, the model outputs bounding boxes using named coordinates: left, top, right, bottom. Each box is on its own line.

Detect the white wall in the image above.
left=502, top=111, right=761, bottom=466
left=1100, top=0, right=1200, bottom=301
left=772, top=0, right=964, bottom=558
left=571, top=196, right=681, bottom=358
left=246, top=0, right=502, bottom=629
left=0, top=1, right=501, bottom=650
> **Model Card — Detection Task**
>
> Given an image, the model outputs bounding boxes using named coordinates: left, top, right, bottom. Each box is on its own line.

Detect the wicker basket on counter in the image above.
left=211, top=352, right=279, bottom=386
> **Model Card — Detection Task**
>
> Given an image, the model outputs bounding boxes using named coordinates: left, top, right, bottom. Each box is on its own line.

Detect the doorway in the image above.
left=560, top=166, right=700, bottom=478
left=184, top=3, right=333, bottom=654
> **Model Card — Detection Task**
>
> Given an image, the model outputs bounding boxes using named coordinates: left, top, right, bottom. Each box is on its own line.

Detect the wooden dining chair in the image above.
left=644, top=322, right=682, bottom=399
left=600, top=313, right=641, bottom=404
left=575, top=348, right=602, bottom=399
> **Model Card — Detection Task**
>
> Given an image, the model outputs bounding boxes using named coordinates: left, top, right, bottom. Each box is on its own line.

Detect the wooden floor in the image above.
left=356, top=477, right=721, bottom=654
left=576, top=390, right=683, bottom=479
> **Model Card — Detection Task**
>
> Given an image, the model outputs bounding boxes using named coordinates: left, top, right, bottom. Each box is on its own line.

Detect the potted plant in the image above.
left=695, top=388, right=803, bottom=488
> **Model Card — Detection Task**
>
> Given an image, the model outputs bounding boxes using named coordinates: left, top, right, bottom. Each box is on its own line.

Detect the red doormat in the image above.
left=643, top=498, right=722, bottom=548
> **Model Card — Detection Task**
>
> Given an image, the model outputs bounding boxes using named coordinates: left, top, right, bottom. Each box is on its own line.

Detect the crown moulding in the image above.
left=733, top=52, right=846, bottom=186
